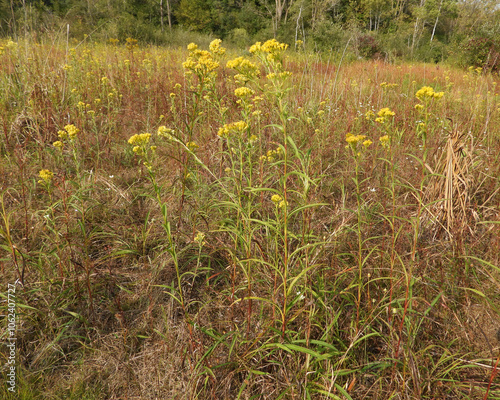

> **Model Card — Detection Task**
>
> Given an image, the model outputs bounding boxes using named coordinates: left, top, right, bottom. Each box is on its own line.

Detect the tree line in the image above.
left=1, top=0, right=499, bottom=68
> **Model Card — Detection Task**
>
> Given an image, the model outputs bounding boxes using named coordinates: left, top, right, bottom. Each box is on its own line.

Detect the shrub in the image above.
left=460, top=35, right=500, bottom=72
left=356, top=33, right=380, bottom=59
left=311, top=20, right=346, bottom=51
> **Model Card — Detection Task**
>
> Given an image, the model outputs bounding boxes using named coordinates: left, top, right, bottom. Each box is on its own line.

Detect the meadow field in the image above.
left=1, top=36, right=500, bottom=399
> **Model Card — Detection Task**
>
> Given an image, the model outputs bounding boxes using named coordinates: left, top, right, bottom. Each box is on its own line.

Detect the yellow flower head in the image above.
left=271, top=194, right=287, bottom=208
left=416, top=86, right=434, bottom=100
left=53, top=140, right=64, bottom=150
left=6, top=40, right=18, bottom=50
left=379, top=135, right=390, bottom=148
left=57, top=124, right=79, bottom=141
left=128, top=133, right=151, bottom=146
left=217, top=121, right=248, bottom=138
left=209, top=39, right=226, bottom=56
left=58, top=130, right=68, bottom=140
left=271, top=194, right=283, bottom=203
left=38, top=169, right=54, bottom=184
left=226, top=57, right=259, bottom=83
left=375, top=107, right=395, bottom=124
left=415, top=86, right=444, bottom=101
left=345, top=133, right=366, bottom=144
left=235, top=87, right=255, bottom=98
left=259, top=39, right=288, bottom=54
left=194, top=231, right=206, bottom=246
left=186, top=141, right=199, bottom=151
left=377, top=108, right=395, bottom=118
left=157, top=126, right=174, bottom=139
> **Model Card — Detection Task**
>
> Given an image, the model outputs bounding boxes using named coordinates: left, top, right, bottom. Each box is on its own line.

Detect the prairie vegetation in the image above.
left=1, top=36, right=500, bottom=399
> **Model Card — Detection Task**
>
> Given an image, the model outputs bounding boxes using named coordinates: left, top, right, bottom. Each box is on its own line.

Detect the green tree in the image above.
left=175, top=0, right=212, bottom=31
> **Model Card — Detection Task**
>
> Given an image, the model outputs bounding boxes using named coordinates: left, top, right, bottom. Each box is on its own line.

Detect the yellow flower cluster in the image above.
left=468, top=66, right=483, bottom=75
left=217, top=121, right=248, bottom=138
left=186, top=141, right=199, bottom=151
left=346, top=133, right=366, bottom=144
left=182, top=40, right=226, bottom=79
left=250, top=39, right=288, bottom=55
left=345, top=133, right=372, bottom=152
left=6, top=40, right=17, bottom=50
left=234, top=87, right=255, bottom=98
left=194, top=231, right=206, bottom=246
left=380, top=82, right=398, bottom=89
left=365, top=110, right=375, bottom=120
left=266, top=71, right=292, bottom=80
left=38, top=169, right=54, bottom=184
left=415, top=86, right=444, bottom=100
left=128, top=133, right=152, bottom=154
left=209, top=39, right=226, bottom=57
left=375, top=107, right=395, bottom=124
left=260, top=147, right=283, bottom=162
left=125, top=37, right=138, bottom=50
left=157, top=126, right=174, bottom=139
left=271, top=194, right=287, bottom=208
left=379, top=135, right=390, bottom=148
left=55, top=124, right=79, bottom=148
left=248, top=134, right=258, bottom=144
left=226, top=56, right=259, bottom=83
left=128, top=133, right=151, bottom=146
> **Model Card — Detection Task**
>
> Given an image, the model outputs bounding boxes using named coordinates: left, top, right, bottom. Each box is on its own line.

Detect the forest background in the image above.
left=1, top=0, right=500, bottom=70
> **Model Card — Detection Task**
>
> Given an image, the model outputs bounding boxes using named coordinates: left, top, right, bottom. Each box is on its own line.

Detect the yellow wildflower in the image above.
left=186, top=141, right=199, bottom=151
left=194, top=231, right=206, bottom=246
left=157, top=126, right=174, bottom=139
left=58, top=130, right=68, bottom=140
left=416, top=86, right=444, bottom=101
left=53, top=140, right=64, bottom=150
left=217, top=121, right=248, bottom=138
left=209, top=39, right=226, bottom=56
left=128, top=133, right=151, bottom=146
left=377, top=108, right=395, bottom=118
left=38, top=169, right=54, bottom=184
left=379, top=135, right=390, bottom=148
left=376, top=107, right=395, bottom=124
left=271, top=194, right=283, bottom=203
left=235, top=87, right=255, bottom=98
